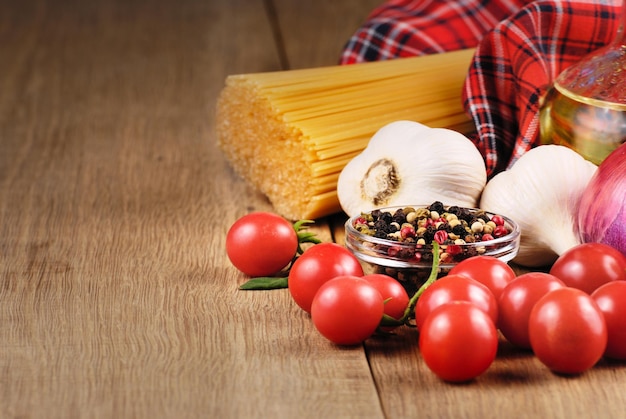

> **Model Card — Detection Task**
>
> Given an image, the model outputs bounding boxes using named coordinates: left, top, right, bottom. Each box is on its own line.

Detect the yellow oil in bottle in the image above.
left=540, top=82, right=626, bottom=165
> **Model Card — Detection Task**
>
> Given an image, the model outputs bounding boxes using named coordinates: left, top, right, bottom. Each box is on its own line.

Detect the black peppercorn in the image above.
left=428, top=201, right=445, bottom=214
left=380, top=211, right=393, bottom=224
left=374, top=219, right=390, bottom=233
left=392, top=208, right=407, bottom=224
left=452, top=224, right=467, bottom=236
left=447, top=206, right=461, bottom=217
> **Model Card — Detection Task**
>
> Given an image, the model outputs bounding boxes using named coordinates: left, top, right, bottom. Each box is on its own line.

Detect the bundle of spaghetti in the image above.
left=216, top=48, right=476, bottom=220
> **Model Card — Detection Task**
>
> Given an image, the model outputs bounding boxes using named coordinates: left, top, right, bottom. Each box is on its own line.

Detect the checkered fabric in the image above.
left=340, top=0, right=622, bottom=175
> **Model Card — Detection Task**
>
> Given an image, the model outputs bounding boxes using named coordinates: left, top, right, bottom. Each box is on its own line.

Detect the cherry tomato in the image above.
left=448, top=255, right=516, bottom=300
left=498, top=272, right=565, bottom=348
left=288, top=243, right=364, bottom=313
left=311, top=275, right=384, bottom=345
left=414, top=274, right=498, bottom=330
left=529, top=287, right=607, bottom=374
left=592, top=281, right=626, bottom=360
left=419, top=301, right=498, bottom=382
left=226, top=212, right=298, bottom=277
left=363, top=274, right=409, bottom=330
left=549, top=243, right=626, bottom=294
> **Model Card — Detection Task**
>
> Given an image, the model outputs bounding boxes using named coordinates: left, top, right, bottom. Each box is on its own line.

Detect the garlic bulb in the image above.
left=480, top=145, right=597, bottom=267
left=337, top=120, right=487, bottom=217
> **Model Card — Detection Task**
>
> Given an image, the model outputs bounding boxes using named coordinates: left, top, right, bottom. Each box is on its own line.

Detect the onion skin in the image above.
left=576, top=142, right=626, bottom=256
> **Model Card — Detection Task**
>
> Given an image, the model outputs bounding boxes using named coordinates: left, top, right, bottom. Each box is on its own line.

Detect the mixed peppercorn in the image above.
left=352, top=201, right=513, bottom=264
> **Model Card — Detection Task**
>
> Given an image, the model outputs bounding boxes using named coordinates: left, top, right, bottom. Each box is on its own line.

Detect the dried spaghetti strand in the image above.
left=216, top=48, right=476, bottom=220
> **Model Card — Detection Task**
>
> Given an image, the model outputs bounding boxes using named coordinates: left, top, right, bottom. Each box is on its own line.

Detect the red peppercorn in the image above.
left=387, top=245, right=402, bottom=258
left=401, top=226, right=416, bottom=239
left=482, top=233, right=495, bottom=241
left=493, top=225, right=508, bottom=237
left=446, top=244, right=462, bottom=256
left=434, top=230, right=448, bottom=244
left=491, top=215, right=505, bottom=226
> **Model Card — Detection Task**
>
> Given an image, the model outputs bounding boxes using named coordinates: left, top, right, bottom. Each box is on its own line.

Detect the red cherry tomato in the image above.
left=414, top=274, right=498, bottom=330
left=419, top=301, right=498, bottom=382
left=448, top=255, right=516, bottom=300
left=226, top=212, right=298, bottom=277
left=311, top=276, right=384, bottom=345
left=363, top=274, right=410, bottom=330
left=498, top=272, right=565, bottom=348
left=288, top=243, right=364, bottom=313
left=549, top=243, right=626, bottom=294
left=592, top=281, right=626, bottom=360
left=529, top=287, right=607, bottom=374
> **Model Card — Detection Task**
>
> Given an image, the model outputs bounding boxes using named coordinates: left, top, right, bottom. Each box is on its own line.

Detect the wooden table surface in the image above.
left=2, top=0, right=625, bottom=418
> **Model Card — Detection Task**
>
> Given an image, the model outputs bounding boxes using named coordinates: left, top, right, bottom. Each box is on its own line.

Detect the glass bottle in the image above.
left=539, top=0, right=626, bottom=165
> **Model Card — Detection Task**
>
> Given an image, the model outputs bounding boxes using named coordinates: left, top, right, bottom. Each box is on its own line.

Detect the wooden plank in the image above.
left=365, top=329, right=626, bottom=418
left=0, top=0, right=385, bottom=417
left=271, top=0, right=382, bottom=69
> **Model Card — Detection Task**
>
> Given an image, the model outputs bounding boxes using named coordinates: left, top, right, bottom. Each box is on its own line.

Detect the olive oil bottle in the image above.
left=540, top=0, right=626, bottom=165
left=540, top=84, right=626, bottom=165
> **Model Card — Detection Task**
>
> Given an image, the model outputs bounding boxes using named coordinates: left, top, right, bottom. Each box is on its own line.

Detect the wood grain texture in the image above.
left=365, top=328, right=626, bottom=419
left=0, top=0, right=383, bottom=417
left=2, top=0, right=626, bottom=418
left=271, top=0, right=382, bottom=69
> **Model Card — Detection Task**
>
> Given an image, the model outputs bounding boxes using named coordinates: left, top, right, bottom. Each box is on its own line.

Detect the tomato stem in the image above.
left=399, top=242, right=440, bottom=324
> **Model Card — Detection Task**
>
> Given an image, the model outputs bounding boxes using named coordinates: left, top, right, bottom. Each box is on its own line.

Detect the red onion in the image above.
left=576, top=143, right=626, bottom=256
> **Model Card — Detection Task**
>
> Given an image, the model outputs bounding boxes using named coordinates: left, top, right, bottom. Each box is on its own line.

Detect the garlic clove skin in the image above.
left=337, top=120, right=487, bottom=217
left=480, top=145, right=598, bottom=267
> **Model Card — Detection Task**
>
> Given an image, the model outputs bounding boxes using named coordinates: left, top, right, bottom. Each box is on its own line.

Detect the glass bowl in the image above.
left=344, top=204, right=521, bottom=295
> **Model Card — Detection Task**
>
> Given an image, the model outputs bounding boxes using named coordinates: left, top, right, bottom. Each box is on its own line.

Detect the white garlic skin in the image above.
left=480, top=145, right=598, bottom=267
left=337, top=120, right=487, bottom=217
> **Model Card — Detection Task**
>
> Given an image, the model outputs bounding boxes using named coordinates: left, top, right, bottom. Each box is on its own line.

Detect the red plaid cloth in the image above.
left=340, top=0, right=622, bottom=175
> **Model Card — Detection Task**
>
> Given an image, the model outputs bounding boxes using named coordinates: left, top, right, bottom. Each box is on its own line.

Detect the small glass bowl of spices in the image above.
left=344, top=201, right=521, bottom=295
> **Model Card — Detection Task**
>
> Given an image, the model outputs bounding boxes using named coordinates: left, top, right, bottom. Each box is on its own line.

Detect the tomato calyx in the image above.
left=239, top=219, right=321, bottom=290
left=293, top=219, right=322, bottom=253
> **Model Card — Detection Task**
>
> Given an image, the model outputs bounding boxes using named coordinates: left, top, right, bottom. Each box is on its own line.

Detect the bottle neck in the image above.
left=555, top=0, right=626, bottom=104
